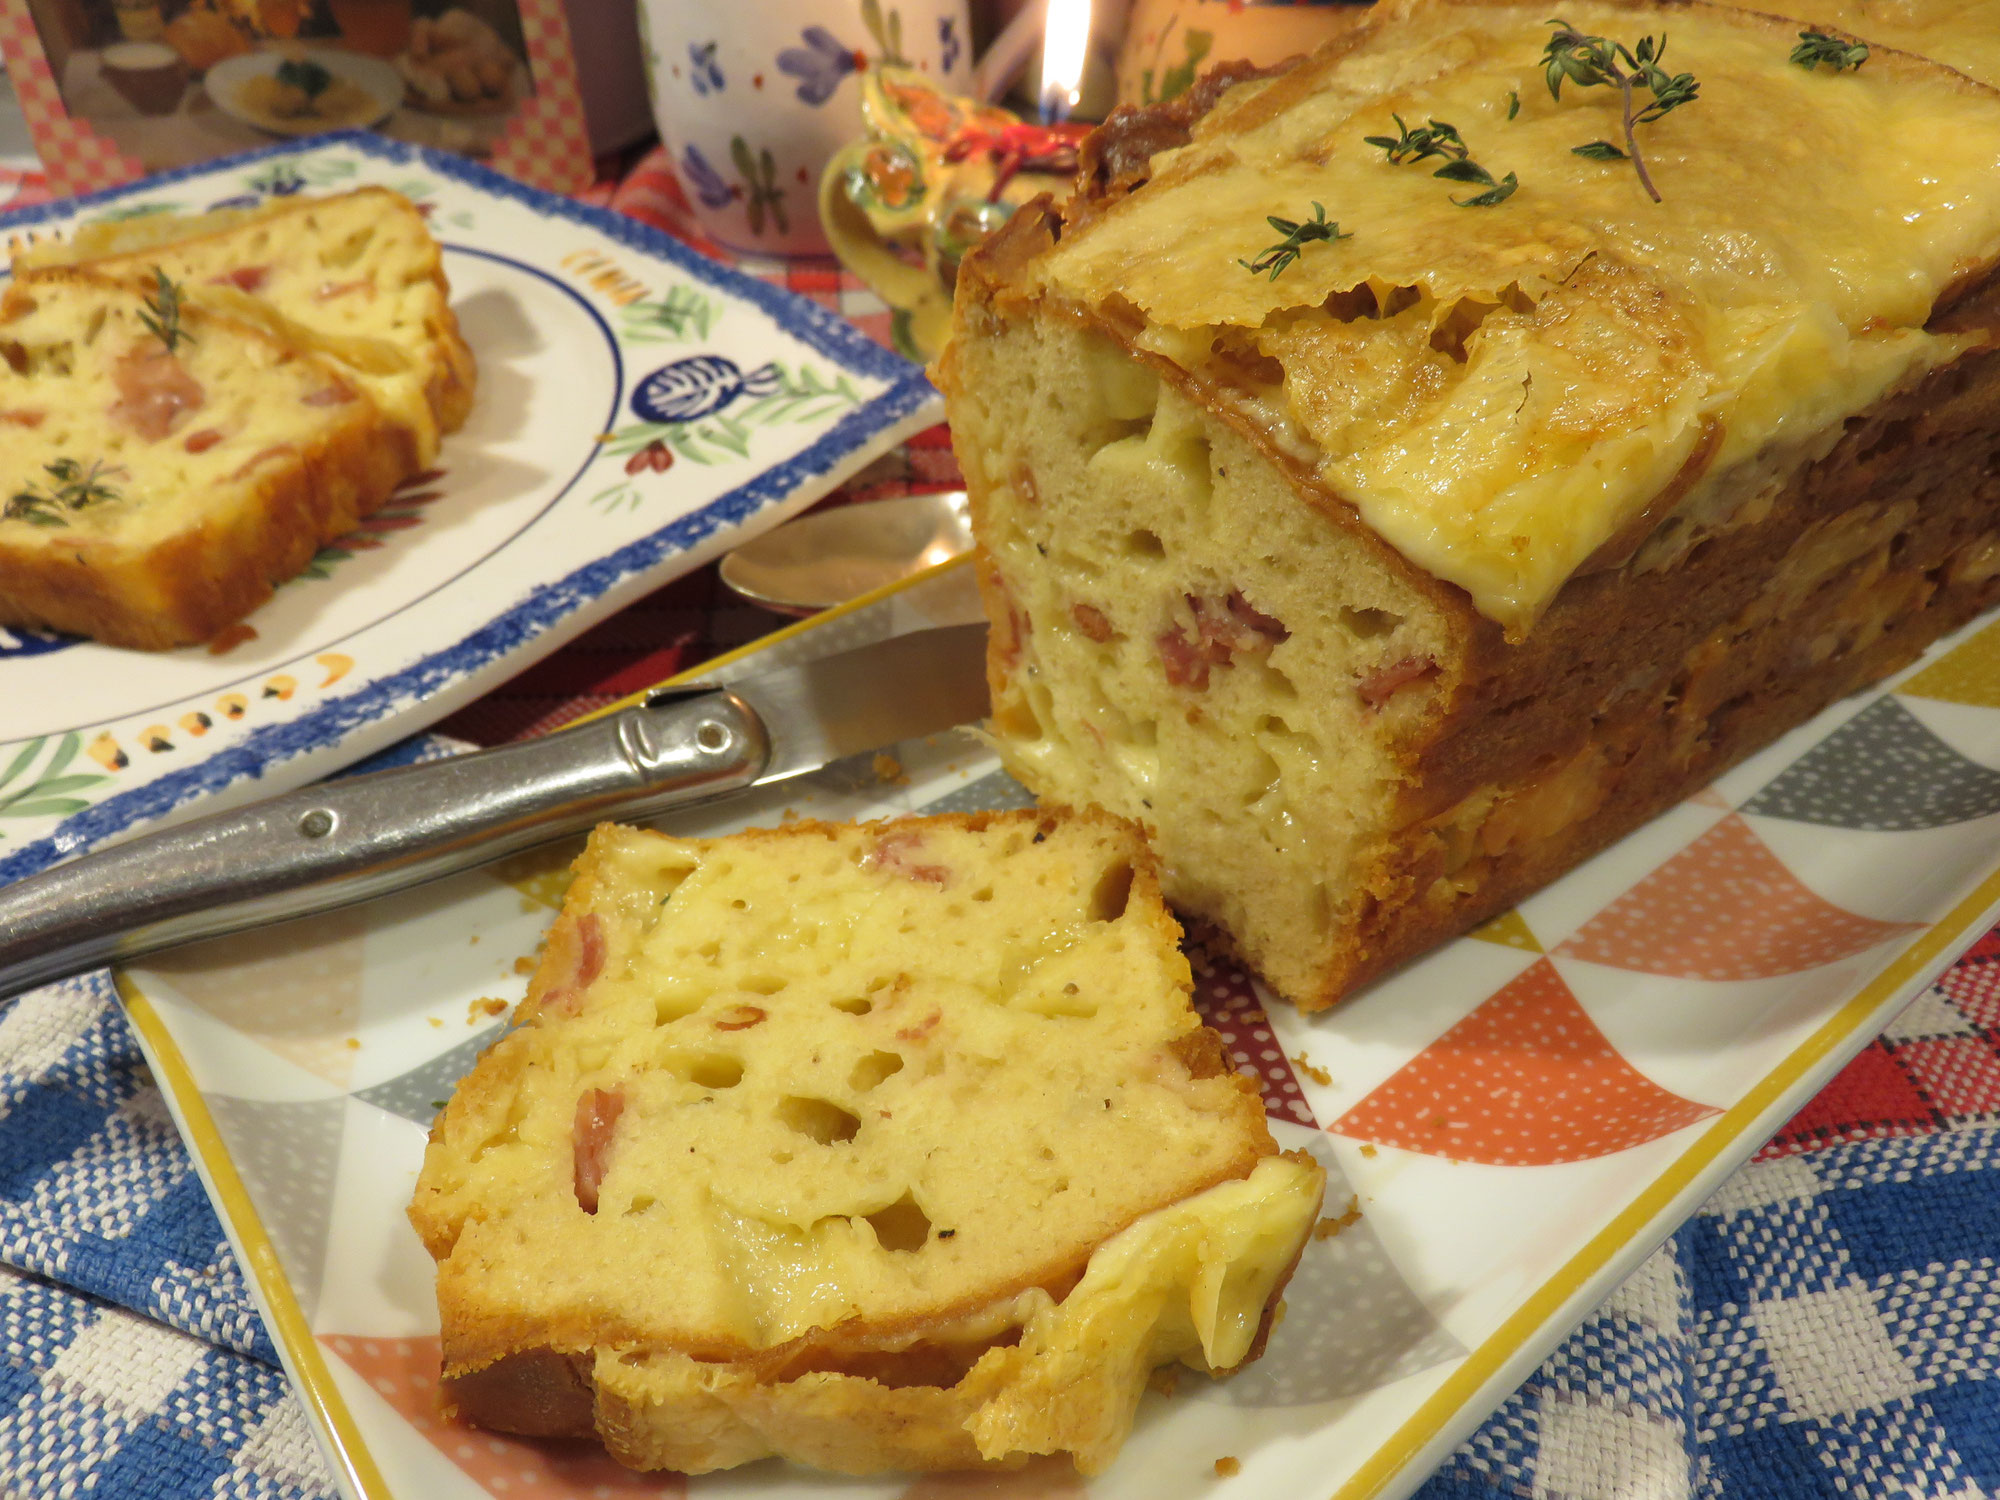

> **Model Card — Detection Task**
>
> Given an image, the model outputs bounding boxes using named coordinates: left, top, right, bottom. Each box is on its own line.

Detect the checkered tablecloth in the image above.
left=1, top=150, right=1998, bottom=1500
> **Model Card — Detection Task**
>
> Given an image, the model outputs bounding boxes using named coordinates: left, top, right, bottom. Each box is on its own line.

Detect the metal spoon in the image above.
left=721, top=490, right=975, bottom=615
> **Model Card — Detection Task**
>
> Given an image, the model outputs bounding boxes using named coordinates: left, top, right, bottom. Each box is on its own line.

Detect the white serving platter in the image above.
left=115, top=558, right=2000, bottom=1500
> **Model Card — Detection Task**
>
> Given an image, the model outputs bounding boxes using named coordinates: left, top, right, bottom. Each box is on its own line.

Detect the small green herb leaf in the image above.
left=137, top=266, right=193, bottom=355
left=1237, top=202, right=1350, bottom=281
left=1366, top=114, right=1469, bottom=165
left=1507, top=89, right=1521, bottom=119
left=1454, top=171, right=1519, bottom=207
left=1790, top=30, right=1868, bottom=71
left=275, top=57, right=334, bottom=98
left=1572, top=140, right=1628, bottom=159
left=1432, top=159, right=1495, bottom=184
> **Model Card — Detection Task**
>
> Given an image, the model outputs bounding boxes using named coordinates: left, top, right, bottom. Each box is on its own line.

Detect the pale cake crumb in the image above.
left=1314, top=1196, right=1363, bottom=1241
left=468, top=997, right=508, bottom=1023
left=513, top=955, right=536, bottom=975
left=872, top=753, right=909, bottom=786
left=1214, top=1456, right=1241, bottom=1477
left=1360, top=1143, right=1379, bottom=1158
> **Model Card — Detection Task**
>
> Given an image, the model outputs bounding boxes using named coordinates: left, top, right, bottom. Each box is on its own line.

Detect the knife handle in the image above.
left=0, top=689, right=770, bottom=1000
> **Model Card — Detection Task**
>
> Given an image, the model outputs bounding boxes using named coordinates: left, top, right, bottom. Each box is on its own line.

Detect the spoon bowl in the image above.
left=721, top=490, right=975, bottom=615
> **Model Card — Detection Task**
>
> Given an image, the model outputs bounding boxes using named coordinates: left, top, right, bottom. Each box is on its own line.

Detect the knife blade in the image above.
left=0, top=622, right=990, bottom=1000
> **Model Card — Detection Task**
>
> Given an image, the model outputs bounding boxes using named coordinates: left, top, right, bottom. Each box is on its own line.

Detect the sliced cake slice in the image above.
left=0, top=268, right=413, bottom=649
left=18, top=187, right=475, bottom=466
left=409, top=807, right=1324, bottom=1476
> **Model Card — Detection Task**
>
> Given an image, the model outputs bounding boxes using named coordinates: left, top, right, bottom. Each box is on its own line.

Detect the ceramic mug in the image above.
left=639, top=0, right=973, bottom=258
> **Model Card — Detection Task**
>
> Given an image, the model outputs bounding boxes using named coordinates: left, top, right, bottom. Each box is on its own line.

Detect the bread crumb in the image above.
left=344, top=1037, right=360, bottom=1050
left=1214, top=1456, right=1241, bottom=1477
left=1147, top=1365, right=1181, bottom=1397
left=873, top=753, right=909, bottom=786
left=513, top=955, right=536, bottom=975
left=468, top=934, right=480, bottom=946
left=469, top=997, right=509, bottom=1023
left=1360, top=1143, right=1378, bottom=1158
left=779, top=806, right=801, bottom=824
left=428, top=1017, right=444, bottom=1028
left=1314, top=1195, right=1363, bottom=1241
left=1290, top=1050, right=1332, bottom=1086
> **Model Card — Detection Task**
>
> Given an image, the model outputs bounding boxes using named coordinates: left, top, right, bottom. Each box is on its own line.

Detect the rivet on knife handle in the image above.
left=0, top=688, right=770, bottom=999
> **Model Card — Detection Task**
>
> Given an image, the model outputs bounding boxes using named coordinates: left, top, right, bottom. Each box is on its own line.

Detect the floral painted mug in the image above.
left=639, top=0, right=973, bottom=258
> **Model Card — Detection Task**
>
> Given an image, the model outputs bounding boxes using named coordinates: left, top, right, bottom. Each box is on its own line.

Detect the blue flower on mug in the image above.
left=689, top=41, right=724, bottom=96
left=680, top=144, right=734, bottom=210
left=777, top=26, right=863, bottom=106
left=938, top=16, right=960, bottom=72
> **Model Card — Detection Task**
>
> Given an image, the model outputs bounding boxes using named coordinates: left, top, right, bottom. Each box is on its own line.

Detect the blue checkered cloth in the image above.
left=3, top=930, right=1998, bottom=1496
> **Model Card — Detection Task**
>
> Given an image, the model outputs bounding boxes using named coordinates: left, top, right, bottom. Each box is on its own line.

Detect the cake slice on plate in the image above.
left=409, top=807, right=1324, bottom=1476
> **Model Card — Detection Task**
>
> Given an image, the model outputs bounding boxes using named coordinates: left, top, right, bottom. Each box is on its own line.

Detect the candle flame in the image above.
left=1040, top=0, right=1092, bottom=122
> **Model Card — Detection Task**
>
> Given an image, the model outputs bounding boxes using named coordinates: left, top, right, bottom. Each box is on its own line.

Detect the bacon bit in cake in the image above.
left=314, top=277, right=374, bottom=301
left=109, top=347, right=205, bottom=441
left=1291, top=1051, right=1332, bottom=1086
left=211, top=265, right=271, bottom=293
left=865, top=830, right=951, bottom=885
left=1072, top=602, right=1115, bottom=642
left=714, top=1004, right=766, bottom=1031
left=182, top=428, right=224, bottom=453
left=1314, top=1195, right=1363, bottom=1240
left=873, top=753, right=909, bottom=786
left=303, top=385, right=355, bottom=406
left=0, top=410, right=43, bottom=427
left=1158, top=592, right=1288, bottom=689
left=1357, top=655, right=1438, bottom=709
left=896, top=1009, right=943, bottom=1043
left=572, top=1088, right=625, bottom=1214
left=540, top=913, right=606, bottom=1016
left=1214, top=1457, right=1241, bottom=1477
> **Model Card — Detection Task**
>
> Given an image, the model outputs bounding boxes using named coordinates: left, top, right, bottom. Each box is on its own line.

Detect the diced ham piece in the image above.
left=1357, top=655, right=1438, bottom=709
left=714, top=1004, right=766, bottom=1031
left=211, top=266, right=271, bottom=293
left=1072, top=602, right=1115, bottom=642
left=571, top=1088, right=624, bottom=1214
left=1157, top=591, right=1289, bottom=690
left=110, top=347, right=204, bottom=442
left=0, top=410, right=44, bottom=428
left=182, top=428, right=224, bottom=454
left=864, top=829, right=951, bottom=885
left=538, top=912, right=606, bottom=1018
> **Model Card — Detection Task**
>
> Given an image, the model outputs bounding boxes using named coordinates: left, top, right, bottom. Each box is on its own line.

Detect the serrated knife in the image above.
left=0, top=622, right=990, bottom=1000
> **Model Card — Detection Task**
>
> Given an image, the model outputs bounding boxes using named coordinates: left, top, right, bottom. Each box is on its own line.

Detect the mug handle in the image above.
left=819, top=145, right=955, bottom=357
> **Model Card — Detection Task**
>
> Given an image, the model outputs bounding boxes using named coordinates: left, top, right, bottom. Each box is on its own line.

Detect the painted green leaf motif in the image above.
left=0, top=733, right=108, bottom=835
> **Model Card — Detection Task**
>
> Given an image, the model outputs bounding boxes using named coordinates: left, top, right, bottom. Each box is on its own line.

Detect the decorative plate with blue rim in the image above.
left=0, top=132, right=941, bottom=883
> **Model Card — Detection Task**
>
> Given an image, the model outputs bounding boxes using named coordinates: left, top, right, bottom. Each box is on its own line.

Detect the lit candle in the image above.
left=1039, top=0, right=1094, bottom=122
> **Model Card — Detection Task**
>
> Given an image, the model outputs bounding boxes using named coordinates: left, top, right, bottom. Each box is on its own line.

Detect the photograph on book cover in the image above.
left=0, top=0, right=591, bottom=195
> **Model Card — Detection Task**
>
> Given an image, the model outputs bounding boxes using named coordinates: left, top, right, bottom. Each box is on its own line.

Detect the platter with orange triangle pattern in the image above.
left=116, top=559, right=2000, bottom=1500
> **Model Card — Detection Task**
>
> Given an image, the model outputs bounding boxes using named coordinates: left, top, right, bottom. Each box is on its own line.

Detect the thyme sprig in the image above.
left=1542, top=20, right=1699, bottom=203
left=4, top=458, right=126, bottom=528
left=1368, top=114, right=1517, bottom=206
left=1238, top=202, right=1351, bottom=281
left=138, top=266, right=192, bottom=355
left=1791, top=29, right=1868, bottom=71
left=1366, top=114, right=1469, bottom=165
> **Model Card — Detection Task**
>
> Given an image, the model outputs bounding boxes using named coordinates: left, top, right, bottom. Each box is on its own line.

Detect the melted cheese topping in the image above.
left=1037, top=2, right=2000, bottom=632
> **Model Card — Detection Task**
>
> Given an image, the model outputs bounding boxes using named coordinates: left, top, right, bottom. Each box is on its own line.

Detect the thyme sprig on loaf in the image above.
left=4, top=458, right=124, bottom=529
left=1365, top=115, right=1518, bottom=206
left=1791, top=30, right=1869, bottom=71
left=1542, top=20, right=1700, bottom=201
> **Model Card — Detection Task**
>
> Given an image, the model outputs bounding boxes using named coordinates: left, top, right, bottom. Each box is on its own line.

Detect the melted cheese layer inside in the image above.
left=1039, top=3, right=2000, bottom=632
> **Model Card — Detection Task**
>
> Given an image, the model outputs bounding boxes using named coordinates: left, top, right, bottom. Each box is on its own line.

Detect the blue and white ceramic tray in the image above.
left=0, top=133, right=942, bottom=884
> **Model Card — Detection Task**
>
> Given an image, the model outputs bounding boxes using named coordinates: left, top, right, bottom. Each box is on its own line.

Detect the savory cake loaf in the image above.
left=17, top=187, right=475, bottom=465
left=409, top=808, right=1323, bottom=1476
left=939, top=0, right=2000, bottom=1010
left=0, top=269, right=411, bottom=649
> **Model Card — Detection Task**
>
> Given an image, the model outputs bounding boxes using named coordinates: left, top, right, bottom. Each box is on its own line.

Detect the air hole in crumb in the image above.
left=779, top=1096, right=860, bottom=1144
left=687, top=1054, right=744, bottom=1090
left=740, top=974, right=786, bottom=996
left=697, top=939, right=721, bottom=961
left=866, top=1193, right=931, bottom=1252
left=624, top=1194, right=656, bottom=1216
left=1088, top=861, right=1135, bottom=923
left=772, top=1150, right=794, bottom=1165
left=972, top=886, right=995, bottom=902
left=729, top=898, right=748, bottom=910
left=1339, top=606, right=1402, bottom=638
left=1124, top=529, right=1166, bottom=559
left=832, top=995, right=872, bottom=1015
left=850, top=1050, right=905, bottom=1092
left=655, top=992, right=705, bottom=1025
